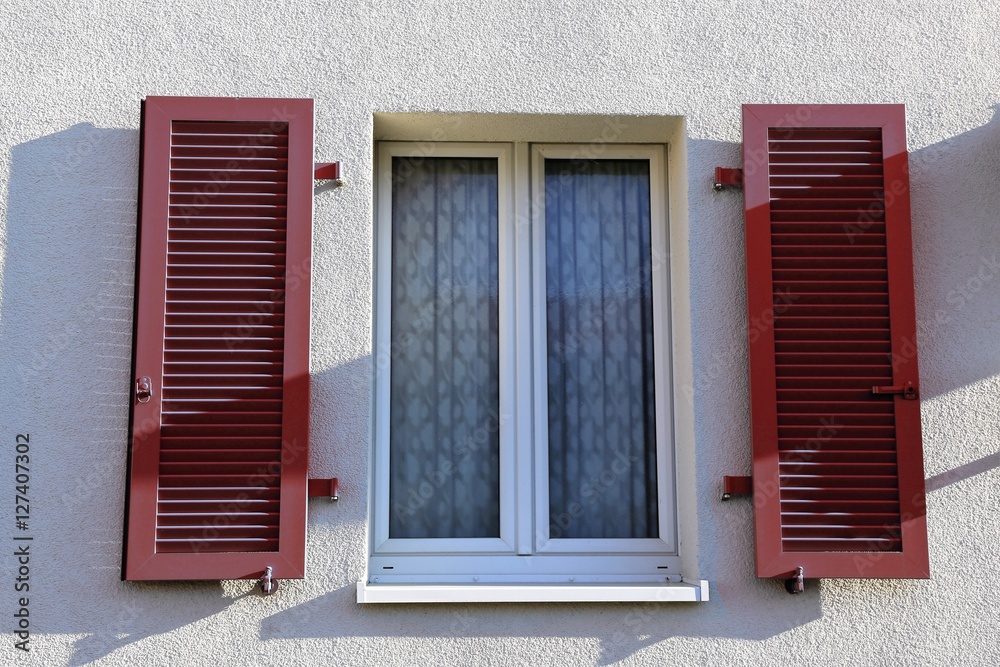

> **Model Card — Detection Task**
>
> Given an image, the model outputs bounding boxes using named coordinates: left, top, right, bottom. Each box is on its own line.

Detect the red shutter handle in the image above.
left=136, top=377, right=153, bottom=404
left=871, top=381, right=918, bottom=400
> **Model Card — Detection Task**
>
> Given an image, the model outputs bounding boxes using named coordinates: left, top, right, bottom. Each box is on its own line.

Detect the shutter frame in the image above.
left=743, top=104, right=929, bottom=580
left=123, top=96, right=313, bottom=581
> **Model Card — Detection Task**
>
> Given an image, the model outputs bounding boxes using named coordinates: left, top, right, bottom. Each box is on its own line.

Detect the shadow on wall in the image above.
left=0, top=124, right=140, bottom=664
left=260, top=580, right=823, bottom=666
left=0, top=125, right=372, bottom=667
left=889, top=105, right=1000, bottom=491
left=0, top=106, right=998, bottom=666
left=906, top=105, right=1000, bottom=404
left=0, top=124, right=139, bottom=401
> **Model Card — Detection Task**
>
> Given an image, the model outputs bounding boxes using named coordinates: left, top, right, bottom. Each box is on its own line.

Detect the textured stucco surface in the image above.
left=1, top=0, right=999, bottom=665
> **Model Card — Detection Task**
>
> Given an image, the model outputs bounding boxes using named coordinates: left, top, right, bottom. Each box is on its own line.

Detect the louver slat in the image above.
left=124, top=97, right=312, bottom=582
left=743, top=105, right=929, bottom=580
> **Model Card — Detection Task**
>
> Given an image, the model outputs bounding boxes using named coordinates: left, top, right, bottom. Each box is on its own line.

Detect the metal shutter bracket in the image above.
left=721, top=475, right=807, bottom=594
left=716, top=149, right=813, bottom=597
left=713, top=167, right=744, bottom=191
left=315, top=162, right=344, bottom=186
left=308, top=478, right=340, bottom=501
left=720, top=475, right=752, bottom=501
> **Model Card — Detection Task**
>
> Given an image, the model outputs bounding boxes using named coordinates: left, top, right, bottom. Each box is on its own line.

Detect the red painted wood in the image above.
left=743, top=104, right=929, bottom=579
left=124, top=97, right=313, bottom=581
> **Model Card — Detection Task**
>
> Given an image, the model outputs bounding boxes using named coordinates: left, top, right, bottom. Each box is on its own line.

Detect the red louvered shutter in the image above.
left=124, top=97, right=312, bottom=581
left=743, top=104, right=929, bottom=580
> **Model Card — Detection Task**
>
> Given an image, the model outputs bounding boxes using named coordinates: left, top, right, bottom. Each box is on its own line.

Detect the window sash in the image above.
left=530, top=144, right=677, bottom=555
left=371, top=141, right=677, bottom=571
left=373, top=142, right=517, bottom=554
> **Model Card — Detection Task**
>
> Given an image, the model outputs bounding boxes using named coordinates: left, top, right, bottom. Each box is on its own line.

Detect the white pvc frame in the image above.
left=370, top=141, right=679, bottom=581
left=530, top=144, right=677, bottom=555
left=373, top=142, right=517, bottom=555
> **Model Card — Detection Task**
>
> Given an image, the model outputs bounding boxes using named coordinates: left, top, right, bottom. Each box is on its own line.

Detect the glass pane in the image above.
left=388, top=156, right=501, bottom=539
left=545, top=159, right=658, bottom=539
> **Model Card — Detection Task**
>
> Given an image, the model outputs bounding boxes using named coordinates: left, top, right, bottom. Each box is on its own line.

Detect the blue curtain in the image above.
left=545, top=159, right=659, bottom=539
left=388, top=157, right=500, bottom=539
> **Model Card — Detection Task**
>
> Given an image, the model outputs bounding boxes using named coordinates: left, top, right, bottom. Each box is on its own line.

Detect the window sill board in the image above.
left=356, top=579, right=709, bottom=603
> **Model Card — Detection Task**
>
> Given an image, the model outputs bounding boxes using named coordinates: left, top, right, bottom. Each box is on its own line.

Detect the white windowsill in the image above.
left=356, top=579, right=710, bottom=603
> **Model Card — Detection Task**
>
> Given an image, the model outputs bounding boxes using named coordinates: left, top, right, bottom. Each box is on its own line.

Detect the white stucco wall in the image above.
left=1, top=0, right=998, bottom=664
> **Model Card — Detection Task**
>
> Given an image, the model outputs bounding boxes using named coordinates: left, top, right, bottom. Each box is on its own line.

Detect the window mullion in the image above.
left=512, top=142, right=534, bottom=555
left=530, top=145, right=553, bottom=552
left=497, top=143, right=519, bottom=553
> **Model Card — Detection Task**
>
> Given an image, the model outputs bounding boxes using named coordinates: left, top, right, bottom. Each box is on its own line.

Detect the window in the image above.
left=365, top=139, right=697, bottom=600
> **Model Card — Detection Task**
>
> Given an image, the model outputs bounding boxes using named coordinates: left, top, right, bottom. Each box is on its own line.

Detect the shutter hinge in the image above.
left=785, top=566, right=805, bottom=595
left=721, top=475, right=752, bottom=501
left=872, top=381, right=918, bottom=400
left=308, top=477, right=339, bottom=501
left=713, top=167, right=744, bottom=191
left=260, top=566, right=278, bottom=596
left=314, top=162, right=344, bottom=186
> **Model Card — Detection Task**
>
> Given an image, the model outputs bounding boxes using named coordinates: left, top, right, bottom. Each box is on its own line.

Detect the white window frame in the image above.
left=529, top=144, right=676, bottom=556
left=372, top=142, right=517, bottom=556
left=366, top=140, right=694, bottom=598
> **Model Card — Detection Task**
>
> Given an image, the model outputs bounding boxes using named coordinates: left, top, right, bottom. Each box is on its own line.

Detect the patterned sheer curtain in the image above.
left=388, top=156, right=500, bottom=539
left=545, top=159, right=659, bottom=539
